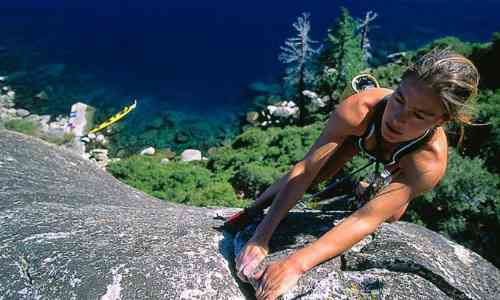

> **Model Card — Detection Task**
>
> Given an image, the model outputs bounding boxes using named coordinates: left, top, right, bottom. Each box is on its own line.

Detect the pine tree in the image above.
left=319, top=7, right=367, bottom=110
left=358, top=11, right=378, bottom=63
left=279, top=12, right=322, bottom=125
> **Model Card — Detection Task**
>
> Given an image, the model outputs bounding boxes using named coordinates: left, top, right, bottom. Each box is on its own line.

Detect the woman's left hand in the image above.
left=254, top=257, right=304, bottom=300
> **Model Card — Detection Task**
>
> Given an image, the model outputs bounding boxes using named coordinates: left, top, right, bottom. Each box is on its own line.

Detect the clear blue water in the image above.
left=1, top=0, right=499, bottom=121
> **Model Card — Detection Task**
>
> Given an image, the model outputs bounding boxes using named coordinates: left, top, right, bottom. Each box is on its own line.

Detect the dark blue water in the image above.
left=1, top=0, right=499, bottom=117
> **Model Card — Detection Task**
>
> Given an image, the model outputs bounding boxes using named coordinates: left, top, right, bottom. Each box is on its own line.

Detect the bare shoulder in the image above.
left=398, top=127, right=448, bottom=197
left=326, top=88, right=395, bottom=137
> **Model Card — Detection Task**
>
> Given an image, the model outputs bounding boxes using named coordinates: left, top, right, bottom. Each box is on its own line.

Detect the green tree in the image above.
left=319, top=7, right=366, bottom=108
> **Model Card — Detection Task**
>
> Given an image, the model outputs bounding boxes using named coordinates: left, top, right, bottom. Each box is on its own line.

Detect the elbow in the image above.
left=350, top=211, right=384, bottom=236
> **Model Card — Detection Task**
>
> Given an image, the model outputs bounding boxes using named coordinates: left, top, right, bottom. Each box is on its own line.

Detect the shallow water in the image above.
left=0, top=1, right=498, bottom=152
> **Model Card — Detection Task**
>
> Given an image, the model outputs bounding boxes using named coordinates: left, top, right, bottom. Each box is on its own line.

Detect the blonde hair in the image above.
left=402, top=47, right=480, bottom=144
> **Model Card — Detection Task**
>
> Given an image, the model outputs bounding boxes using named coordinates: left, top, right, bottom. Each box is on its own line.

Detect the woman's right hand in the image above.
left=235, top=239, right=269, bottom=282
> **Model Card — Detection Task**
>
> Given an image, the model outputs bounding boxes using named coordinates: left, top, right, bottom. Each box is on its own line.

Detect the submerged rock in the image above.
left=15, top=108, right=30, bottom=118
left=34, top=90, right=49, bottom=101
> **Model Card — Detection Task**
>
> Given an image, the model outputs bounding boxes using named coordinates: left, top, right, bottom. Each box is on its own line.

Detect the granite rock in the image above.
left=0, top=130, right=245, bottom=299
left=235, top=211, right=500, bottom=300
left=1, top=129, right=499, bottom=300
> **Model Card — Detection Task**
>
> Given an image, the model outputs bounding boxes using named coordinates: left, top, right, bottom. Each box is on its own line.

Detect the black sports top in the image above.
left=356, top=97, right=435, bottom=167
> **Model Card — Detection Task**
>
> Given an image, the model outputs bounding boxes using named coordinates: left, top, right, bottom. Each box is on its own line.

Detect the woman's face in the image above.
left=381, top=73, right=446, bottom=144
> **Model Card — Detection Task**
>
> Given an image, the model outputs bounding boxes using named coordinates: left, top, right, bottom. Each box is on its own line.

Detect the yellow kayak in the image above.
left=88, top=99, right=137, bottom=134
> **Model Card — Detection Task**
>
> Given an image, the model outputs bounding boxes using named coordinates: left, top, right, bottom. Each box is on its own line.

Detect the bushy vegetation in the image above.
left=4, top=118, right=75, bottom=145
left=108, top=122, right=324, bottom=207
left=107, top=155, right=248, bottom=208
left=4, top=119, right=38, bottom=135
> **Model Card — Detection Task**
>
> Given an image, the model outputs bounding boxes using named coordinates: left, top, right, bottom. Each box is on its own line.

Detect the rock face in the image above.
left=1, top=129, right=499, bottom=300
left=0, top=130, right=244, bottom=299
left=235, top=211, right=500, bottom=300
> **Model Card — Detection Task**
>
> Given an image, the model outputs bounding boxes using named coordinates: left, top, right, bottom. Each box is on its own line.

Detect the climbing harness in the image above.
left=294, top=158, right=376, bottom=209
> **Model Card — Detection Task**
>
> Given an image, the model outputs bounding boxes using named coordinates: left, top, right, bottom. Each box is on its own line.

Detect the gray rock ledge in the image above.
left=1, top=129, right=499, bottom=299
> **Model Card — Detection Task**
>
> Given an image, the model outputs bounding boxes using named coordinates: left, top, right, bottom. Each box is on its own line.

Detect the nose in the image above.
left=393, top=109, right=411, bottom=125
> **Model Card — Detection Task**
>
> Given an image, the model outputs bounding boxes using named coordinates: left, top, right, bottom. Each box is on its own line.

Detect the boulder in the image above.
left=65, top=102, right=96, bottom=137
left=96, top=134, right=105, bottom=144
left=0, top=130, right=244, bottom=299
left=246, top=111, right=259, bottom=124
left=1, top=129, right=499, bottom=300
left=15, top=108, right=30, bottom=118
left=181, top=149, right=202, bottom=162
left=39, top=115, right=51, bottom=126
left=140, top=147, right=155, bottom=156
left=266, top=101, right=299, bottom=118
left=24, top=114, right=41, bottom=123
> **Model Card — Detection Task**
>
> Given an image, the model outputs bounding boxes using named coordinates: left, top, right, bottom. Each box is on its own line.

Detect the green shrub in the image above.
left=4, top=119, right=39, bottom=136
left=207, top=145, right=267, bottom=175
left=229, top=162, right=282, bottom=199
left=107, top=155, right=248, bottom=207
left=472, top=89, right=500, bottom=173
left=232, top=126, right=268, bottom=149
left=40, top=132, right=75, bottom=145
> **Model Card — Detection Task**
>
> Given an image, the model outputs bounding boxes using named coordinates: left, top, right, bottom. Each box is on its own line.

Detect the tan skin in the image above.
left=235, top=73, right=449, bottom=300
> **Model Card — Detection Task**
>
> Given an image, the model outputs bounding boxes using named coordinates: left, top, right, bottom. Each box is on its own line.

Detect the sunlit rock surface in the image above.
left=1, top=129, right=499, bottom=300
left=235, top=208, right=500, bottom=299
left=0, top=130, right=244, bottom=299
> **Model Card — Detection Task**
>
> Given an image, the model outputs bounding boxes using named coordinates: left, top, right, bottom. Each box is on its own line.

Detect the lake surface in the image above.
left=0, top=0, right=498, bottom=130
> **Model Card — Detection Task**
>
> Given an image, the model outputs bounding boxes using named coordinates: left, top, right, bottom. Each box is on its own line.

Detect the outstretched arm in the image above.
left=255, top=150, right=446, bottom=300
left=235, top=92, right=372, bottom=282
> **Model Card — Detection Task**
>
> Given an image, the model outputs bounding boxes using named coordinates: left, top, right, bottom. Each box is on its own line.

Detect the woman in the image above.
left=234, top=47, right=480, bottom=300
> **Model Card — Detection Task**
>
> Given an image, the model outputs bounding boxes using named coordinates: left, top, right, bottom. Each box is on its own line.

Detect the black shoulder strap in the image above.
left=373, top=98, right=388, bottom=167
left=361, top=98, right=387, bottom=139
left=373, top=97, right=434, bottom=166
left=390, top=128, right=435, bottom=164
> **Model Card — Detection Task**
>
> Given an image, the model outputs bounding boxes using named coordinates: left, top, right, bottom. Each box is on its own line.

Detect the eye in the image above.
left=394, top=96, right=404, bottom=104
left=414, top=112, right=425, bottom=120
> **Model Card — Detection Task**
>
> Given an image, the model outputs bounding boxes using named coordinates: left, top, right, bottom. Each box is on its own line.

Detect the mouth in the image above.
left=385, top=122, right=402, bottom=135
